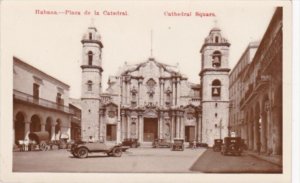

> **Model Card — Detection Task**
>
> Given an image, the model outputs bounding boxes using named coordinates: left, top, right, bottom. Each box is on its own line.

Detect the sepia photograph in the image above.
left=0, top=0, right=293, bottom=183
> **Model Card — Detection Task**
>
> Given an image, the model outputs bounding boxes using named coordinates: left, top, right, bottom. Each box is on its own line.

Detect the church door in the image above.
left=185, top=126, right=195, bottom=142
left=143, top=118, right=158, bottom=142
left=106, top=124, right=116, bottom=141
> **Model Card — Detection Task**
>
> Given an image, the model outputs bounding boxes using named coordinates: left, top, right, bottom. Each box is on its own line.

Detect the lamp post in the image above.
left=215, top=118, right=224, bottom=139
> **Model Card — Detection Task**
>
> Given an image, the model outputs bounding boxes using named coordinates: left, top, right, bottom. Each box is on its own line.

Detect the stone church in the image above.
left=80, top=25, right=230, bottom=146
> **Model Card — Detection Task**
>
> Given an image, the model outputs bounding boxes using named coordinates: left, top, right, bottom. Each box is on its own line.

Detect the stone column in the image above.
left=138, top=79, right=142, bottom=106
left=180, top=112, right=184, bottom=139
left=122, top=77, right=126, bottom=105
left=171, top=113, right=175, bottom=142
left=138, top=113, right=143, bottom=142
left=127, top=79, right=131, bottom=106
left=176, top=112, right=180, bottom=138
left=159, top=78, right=164, bottom=106
left=159, top=112, right=164, bottom=139
left=121, top=111, right=126, bottom=141
left=254, top=115, right=260, bottom=152
left=162, top=82, right=165, bottom=107
left=177, top=78, right=181, bottom=107
left=198, top=113, right=202, bottom=142
left=172, top=78, right=176, bottom=106
left=261, top=111, right=267, bottom=153
left=127, top=113, right=131, bottom=138
left=273, top=105, right=282, bottom=155
left=99, top=109, right=104, bottom=142
left=24, top=121, right=30, bottom=140
left=51, top=122, right=56, bottom=141
left=41, top=121, right=46, bottom=132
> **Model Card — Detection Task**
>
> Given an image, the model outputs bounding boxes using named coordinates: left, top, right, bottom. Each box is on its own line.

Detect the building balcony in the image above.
left=254, top=74, right=270, bottom=91
left=13, top=89, right=70, bottom=114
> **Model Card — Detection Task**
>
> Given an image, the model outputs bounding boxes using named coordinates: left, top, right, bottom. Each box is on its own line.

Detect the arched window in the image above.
left=88, top=51, right=93, bottom=65
left=212, top=51, right=221, bottom=68
left=87, top=80, right=93, bottom=91
left=212, top=79, right=221, bottom=97
left=89, top=33, right=92, bottom=40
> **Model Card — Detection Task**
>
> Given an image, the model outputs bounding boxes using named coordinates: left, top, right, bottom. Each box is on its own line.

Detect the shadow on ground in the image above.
left=190, top=149, right=282, bottom=173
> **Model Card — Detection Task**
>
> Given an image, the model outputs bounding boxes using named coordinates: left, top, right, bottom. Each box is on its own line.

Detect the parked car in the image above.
left=122, top=138, right=140, bottom=148
left=197, top=142, right=209, bottom=148
left=221, top=137, right=243, bottom=156
left=212, top=139, right=223, bottom=152
left=171, top=139, right=184, bottom=151
left=188, top=141, right=208, bottom=148
left=152, top=139, right=171, bottom=148
left=69, top=141, right=123, bottom=158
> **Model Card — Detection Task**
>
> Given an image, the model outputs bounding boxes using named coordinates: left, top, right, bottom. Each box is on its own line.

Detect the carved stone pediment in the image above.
left=143, top=109, right=158, bottom=118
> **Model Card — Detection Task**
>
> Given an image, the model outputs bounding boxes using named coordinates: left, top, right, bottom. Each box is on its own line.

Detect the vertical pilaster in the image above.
left=121, top=111, right=126, bottom=141
left=127, top=112, right=131, bottom=138
left=162, top=81, right=165, bottom=107
left=176, top=112, right=180, bottom=138
left=171, top=113, right=174, bottom=142
left=138, top=79, right=142, bottom=106
left=99, top=109, right=104, bottom=142
left=181, top=112, right=184, bottom=139
left=198, top=113, right=202, bottom=142
left=159, top=111, right=164, bottom=139
left=138, top=113, right=143, bottom=142
left=172, top=78, right=176, bottom=106
left=177, top=78, right=181, bottom=107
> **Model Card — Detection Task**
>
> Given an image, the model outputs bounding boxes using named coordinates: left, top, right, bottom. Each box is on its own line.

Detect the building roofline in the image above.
left=13, top=56, right=70, bottom=89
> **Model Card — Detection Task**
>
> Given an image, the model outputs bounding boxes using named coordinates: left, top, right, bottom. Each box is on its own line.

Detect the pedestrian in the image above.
left=192, top=139, right=197, bottom=150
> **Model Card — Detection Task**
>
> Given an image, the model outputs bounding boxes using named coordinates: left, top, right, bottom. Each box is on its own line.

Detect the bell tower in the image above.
left=81, top=23, right=104, bottom=141
left=199, top=27, right=230, bottom=146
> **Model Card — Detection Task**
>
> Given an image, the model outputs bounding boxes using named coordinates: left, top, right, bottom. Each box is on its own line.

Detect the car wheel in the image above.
left=77, top=148, right=88, bottom=158
left=112, top=147, right=122, bottom=157
left=40, top=141, right=48, bottom=151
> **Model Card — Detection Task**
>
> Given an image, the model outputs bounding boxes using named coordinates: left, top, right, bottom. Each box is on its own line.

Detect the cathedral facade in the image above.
left=80, top=25, right=230, bottom=146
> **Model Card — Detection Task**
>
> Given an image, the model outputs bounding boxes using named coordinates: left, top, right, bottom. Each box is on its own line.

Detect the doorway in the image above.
left=143, top=118, right=158, bottom=142
left=185, top=126, right=195, bottom=142
left=107, top=124, right=117, bottom=141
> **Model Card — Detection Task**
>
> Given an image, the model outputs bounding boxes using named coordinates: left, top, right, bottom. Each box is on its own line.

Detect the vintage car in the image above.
left=188, top=141, right=208, bottom=148
left=212, top=139, right=223, bottom=152
left=152, top=139, right=171, bottom=148
left=69, top=141, right=123, bottom=158
left=221, top=137, right=243, bottom=156
left=171, top=139, right=184, bottom=151
left=122, top=138, right=140, bottom=148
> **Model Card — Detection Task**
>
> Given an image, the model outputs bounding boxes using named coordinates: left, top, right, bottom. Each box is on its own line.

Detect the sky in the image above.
left=1, top=1, right=276, bottom=98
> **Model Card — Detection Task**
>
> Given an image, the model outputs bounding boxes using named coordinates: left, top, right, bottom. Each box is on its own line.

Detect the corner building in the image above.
left=80, top=25, right=230, bottom=147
